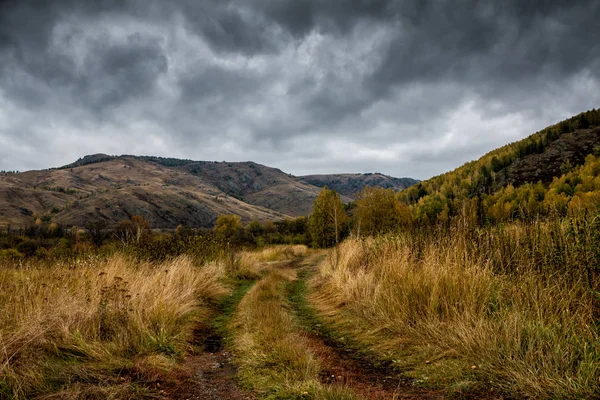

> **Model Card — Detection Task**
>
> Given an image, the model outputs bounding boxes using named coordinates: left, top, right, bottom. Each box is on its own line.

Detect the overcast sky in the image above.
left=1, top=0, right=599, bottom=180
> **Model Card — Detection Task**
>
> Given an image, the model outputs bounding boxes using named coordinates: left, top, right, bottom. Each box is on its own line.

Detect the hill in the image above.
left=0, top=156, right=378, bottom=229
left=402, top=109, right=600, bottom=224
left=177, top=161, right=352, bottom=216
left=0, top=157, right=289, bottom=229
left=301, top=173, right=418, bottom=199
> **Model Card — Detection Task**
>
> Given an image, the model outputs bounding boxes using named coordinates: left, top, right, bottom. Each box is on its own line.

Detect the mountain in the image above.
left=0, top=157, right=285, bottom=229
left=301, top=173, right=419, bottom=199
left=177, top=161, right=353, bottom=216
left=403, top=109, right=600, bottom=224
left=0, top=155, right=384, bottom=229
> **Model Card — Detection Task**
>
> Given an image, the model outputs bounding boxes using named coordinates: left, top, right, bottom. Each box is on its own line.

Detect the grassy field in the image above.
left=2, top=236, right=598, bottom=399
left=309, top=219, right=600, bottom=399
left=0, top=255, right=227, bottom=399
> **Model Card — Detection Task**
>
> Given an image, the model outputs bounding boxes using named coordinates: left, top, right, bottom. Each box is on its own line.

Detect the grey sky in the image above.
left=0, top=0, right=599, bottom=180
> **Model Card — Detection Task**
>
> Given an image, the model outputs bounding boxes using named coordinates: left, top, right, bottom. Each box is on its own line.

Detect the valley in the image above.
left=1, top=110, right=600, bottom=399
left=2, top=1, right=599, bottom=398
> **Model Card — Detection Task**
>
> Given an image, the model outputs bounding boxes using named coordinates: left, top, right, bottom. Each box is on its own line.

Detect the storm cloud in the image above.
left=0, top=0, right=599, bottom=179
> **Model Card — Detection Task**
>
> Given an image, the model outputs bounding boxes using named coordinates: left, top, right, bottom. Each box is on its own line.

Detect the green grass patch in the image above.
left=230, top=268, right=358, bottom=400
left=287, top=269, right=394, bottom=370
left=212, top=277, right=257, bottom=340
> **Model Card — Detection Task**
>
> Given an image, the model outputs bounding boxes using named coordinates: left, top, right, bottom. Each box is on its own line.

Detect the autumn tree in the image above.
left=115, top=215, right=150, bottom=245
left=214, top=214, right=242, bottom=242
left=354, top=186, right=411, bottom=236
left=309, top=187, right=347, bottom=248
left=247, top=220, right=264, bottom=237
left=131, top=215, right=150, bottom=243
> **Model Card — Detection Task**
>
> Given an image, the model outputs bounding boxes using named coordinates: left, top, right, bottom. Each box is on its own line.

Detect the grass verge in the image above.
left=287, top=269, right=395, bottom=372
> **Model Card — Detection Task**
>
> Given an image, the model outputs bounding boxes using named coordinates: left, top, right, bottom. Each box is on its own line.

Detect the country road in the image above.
left=162, top=252, right=445, bottom=400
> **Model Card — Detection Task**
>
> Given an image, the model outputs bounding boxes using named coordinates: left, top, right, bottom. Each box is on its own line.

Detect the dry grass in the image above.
left=311, top=224, right=600, bottom=399
left=232, top=268, right=355, bottom=399
left=0, top=255, right=227, bottom=399
left=234, top=245, right=309, bottom=279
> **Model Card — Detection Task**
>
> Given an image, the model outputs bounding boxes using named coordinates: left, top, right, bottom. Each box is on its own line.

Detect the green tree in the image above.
left=354, top=186, right=411, bottom=236
left=309, top=187, right=347, bottom=248
left=214, top=214, right=242, bottom=242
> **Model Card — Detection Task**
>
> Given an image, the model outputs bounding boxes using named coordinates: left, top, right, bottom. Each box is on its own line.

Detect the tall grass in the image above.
left=311, top=217, right=600, bottom=398
left=234, top=244, right=309, bottom=279
left=0, top=255, right=227, bottom=399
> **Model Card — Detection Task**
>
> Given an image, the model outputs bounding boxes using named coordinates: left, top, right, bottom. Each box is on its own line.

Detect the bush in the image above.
left=0, top=248, right=23, bottom=260
left=16, top=239, right=39, bottom=257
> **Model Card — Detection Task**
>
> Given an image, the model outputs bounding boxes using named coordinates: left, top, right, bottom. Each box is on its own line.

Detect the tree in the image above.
left=131, top=215, right=150, bottom=243
left=86, top=219, right=108, bottom=246
left=247, top=220, right=264, bottom=237
left=115, top=215, right=150, bottom=245
left=309, top=187, right=347, bottom=248
left=354, top=186, right=411, bottom=236
left=214, top=214, right=242, bottom=242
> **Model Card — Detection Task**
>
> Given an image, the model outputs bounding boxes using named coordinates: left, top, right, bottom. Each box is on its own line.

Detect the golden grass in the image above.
left=0, top=255, right=227, bottom=399
left=232, top=267, right=355, bottom=399
left=311, top=230, right=600, bottom=399
left=235, top=245, right=309, bottom=279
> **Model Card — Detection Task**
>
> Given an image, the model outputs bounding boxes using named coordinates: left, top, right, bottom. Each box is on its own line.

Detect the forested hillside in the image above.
left=402, top=109, right=600, bottom=224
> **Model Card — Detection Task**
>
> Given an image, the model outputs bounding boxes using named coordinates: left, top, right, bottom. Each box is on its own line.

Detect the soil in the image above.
left=159, top=322, right=254, bottom=400
left=302, top=329, right=444, bottom=399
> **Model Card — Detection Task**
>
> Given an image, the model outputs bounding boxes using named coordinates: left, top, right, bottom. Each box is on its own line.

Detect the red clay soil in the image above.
left=301, top=332, right=445, bottom=400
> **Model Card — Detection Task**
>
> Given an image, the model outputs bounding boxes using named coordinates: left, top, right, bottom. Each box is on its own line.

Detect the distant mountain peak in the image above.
left=301, top=173, right=419, bottom=198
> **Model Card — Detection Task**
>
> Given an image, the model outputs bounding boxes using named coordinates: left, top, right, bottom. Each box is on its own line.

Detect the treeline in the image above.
left=307, top=185, right=412, bottom=247
left=0, top=183, right=409, bottom=259
left=0, top=213, right=312, bottom=261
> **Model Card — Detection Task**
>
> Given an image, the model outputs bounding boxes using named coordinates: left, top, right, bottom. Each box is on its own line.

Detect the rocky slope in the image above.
left=496, top=126, right=600, bottom=188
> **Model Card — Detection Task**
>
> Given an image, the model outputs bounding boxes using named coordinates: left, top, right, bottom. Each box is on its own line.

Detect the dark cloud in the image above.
left=79, top=33, right=168, bottom=111
left=177, top=1, right=284, bottom=55
left=370, top=1, right=600, bottom=96
left=255, top=0, right=395, bottom=36
left=0, top=0, right=599, bottom=179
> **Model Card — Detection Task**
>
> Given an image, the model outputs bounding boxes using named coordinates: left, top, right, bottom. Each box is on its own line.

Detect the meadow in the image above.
left=0, top=254, right=227, bottom=399
left=1, top=211, right=599, bottom=399
left=310, top=214, right=600, bottom=398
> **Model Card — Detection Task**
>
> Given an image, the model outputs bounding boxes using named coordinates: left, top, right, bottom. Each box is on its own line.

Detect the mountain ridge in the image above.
left=0, top=155, right=415, bottom=228
left=301, top=173, right=419, bottom=199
